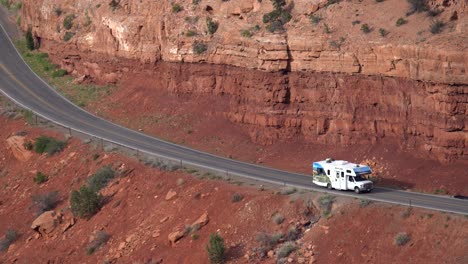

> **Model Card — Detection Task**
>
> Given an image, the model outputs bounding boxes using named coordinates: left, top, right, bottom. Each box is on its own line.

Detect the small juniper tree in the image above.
left=26, top=27, right=35, bottom=50
left=206, top=233, right=225, bottom=264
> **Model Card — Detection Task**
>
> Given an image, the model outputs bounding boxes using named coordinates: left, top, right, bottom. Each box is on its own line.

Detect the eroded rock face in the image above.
left=21, top=0, right=468, bottom=84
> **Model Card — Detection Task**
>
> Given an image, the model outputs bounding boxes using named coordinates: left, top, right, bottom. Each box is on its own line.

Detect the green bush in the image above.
left=352, top=20, right=361, bottom=26
left=52, top=68, right=68, bottom=77
left=26, top=28, right=35, bottom=51
left=286, top=226, right=300, bottom=241
left=272, top=213, right=285, bottom=224
left=407, top=0, right=428, bottom=14
left=193, top=0, right=201, bottom=4
left=172, top=3, right=182, bottom=13
left=206, top=17, right=219, bottom=35
left=87, top=231, right=110, bottom=255
left=63, top=14, right=75, bottom=30
left=34, top=172, right=49, bottom=184
left=323, top=23, right=330, bottom=34
left=192, top=41, right=207, bottom=54
left=359, top=199, right=372, bottom=207
left=54, top=6, right=63, bottom=16
left=185, top=30, right=196, bottom=37
left=310, top=14, right=322, bottom=25
left=109, top=0, right=119, bottom=11
left=394, top=232, right=410, bottom=246
left=70, top=185, right=102, bottom=218
left=33, top=136, right=66, bottom=155
left=87, top=166, right=115, bottom=191
left=206, top=233, right=225, bottom=264
left=240, top=29, right=252, bottom=38
left=396, top=18, right=407, bottom=27
left=231, top=193, right=244, bottom=202
left=277, top=242, right=297, bottom=259
left=0, top=229, right=18, bottom=252
left=263, top=0, right=291, bottom=33
left=361, top=23, right=371, bottom=33
left=63, top=31, right=75, bottom=42
left=430, top=20, right=444, bottom=34
left=31, top=191, right=60, bottom=215
left=379, top=28, right=388, bottom=37
left=23, top=140, right=33, bottom=150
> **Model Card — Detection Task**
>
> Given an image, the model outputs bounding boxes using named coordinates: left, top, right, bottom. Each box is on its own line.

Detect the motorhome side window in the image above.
left=348, top=176, right=353, bottom=181
left=327, top=170, right=330, bottom=176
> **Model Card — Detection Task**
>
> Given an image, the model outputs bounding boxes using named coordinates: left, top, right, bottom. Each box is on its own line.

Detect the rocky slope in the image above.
left=0, top=110, right=467, bottom=264
left=15, top=0, right=468, bottom=162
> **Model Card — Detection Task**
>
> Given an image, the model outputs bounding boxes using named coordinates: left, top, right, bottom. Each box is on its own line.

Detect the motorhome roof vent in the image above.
left=325, top=158, right=332, bottom=163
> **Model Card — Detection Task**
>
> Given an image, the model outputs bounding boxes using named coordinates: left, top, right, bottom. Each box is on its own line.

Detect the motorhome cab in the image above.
left=312, top=158, right=373, bottom=193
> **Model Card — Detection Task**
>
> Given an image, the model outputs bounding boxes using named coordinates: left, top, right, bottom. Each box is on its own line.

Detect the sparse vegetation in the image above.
left=192, top=41, right=207, bottom=54
left=352, top=20, right=361, bottom=26
left=33, top=136, right=66, bottom=155
left=427, top=9, right=442, bottom=17
left=54, top=6, right=63, bottom=16
left=21, top=109, right=34, bottom=124
left=326, top=0, right=340, bottom=6
left=400, top=207, right=412, bottom=219
left=361, top=23, right=371, bottom=33
left=430, top=20, right=444, bottom=34
left=323, top=23, right=330, bottom=34
left=231, top=193, right=244, bottom=202
left=87, top=166, right=115, bottom=191
left=172, top=3, right=182, bottom=13
left=276, top=241, right=297, bottom=259
left=359, top=199, right=372, bottom=207
left=52, top=68, right=68, bottom=77
left=26, top=27, right=35, bottom=51
left=23, top=140, right=33, bottom=150
left=433, top=188, right=448, bottom=194
left=256, top=232, right=282, bottom=250
left=109, top=0, right=120, bottom=11
left=63, top=14, right=75, bottom=30
left=63, top=31, right=75, bottom=42
left=206, top=17, right=219, bottom=35
left=379, top=28, right=388, bottom=37
left=407, top=0, right=428, bottom=14
left=286, top=226, right=300, bottom=241
left=70, top=185, right=102, bottom=218
left=240, top=29, right=253, bottom=38
left=87, top=231, right=110, bottom=255
left=310, top=14, right=322, bottom=25
left=185, top=30, right=196, bottom=37
left=263, top=0, right=292, bottom=33
left=318, top=194, right=335, bottom=216
left=31, top=191, right=60, bottom=215
left=206, top=233, right=225, bottom=264
left=272, top=213, right=285, bottom=224
left=396, top=17, right=407, bottom=27
left=193, top=0, right=201, bottom=4
left=394, top=232, right=411, bottom=246
left=280, top=186, right=296, bottom=195
left=0, top=229, right=18, bottom=252
left=33, top=171, right=49, bottom=184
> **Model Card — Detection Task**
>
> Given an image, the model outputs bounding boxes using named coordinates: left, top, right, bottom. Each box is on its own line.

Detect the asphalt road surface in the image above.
left=0, top=23, right=467, bottom=215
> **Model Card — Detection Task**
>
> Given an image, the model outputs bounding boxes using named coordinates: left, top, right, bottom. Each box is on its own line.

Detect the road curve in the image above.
left=0, top=24, right=467, bottom=215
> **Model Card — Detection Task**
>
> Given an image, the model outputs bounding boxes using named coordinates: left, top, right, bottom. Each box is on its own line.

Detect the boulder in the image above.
left=31, top=211, right=59, bottom=236
left=168, top=230, right=184, bottom=245
left=165, top=189, right=177, bottom=201
left=192, top=212, right=209, bottom=228
left=7, top=136, right=32, bottom=161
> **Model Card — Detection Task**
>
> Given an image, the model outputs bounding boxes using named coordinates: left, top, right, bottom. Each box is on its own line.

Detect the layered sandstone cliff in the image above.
left=16, top=0, right=468, bottom=161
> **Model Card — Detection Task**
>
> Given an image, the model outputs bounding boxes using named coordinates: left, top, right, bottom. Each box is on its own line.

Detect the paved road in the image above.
left=0, top=24, right=467, bottom=215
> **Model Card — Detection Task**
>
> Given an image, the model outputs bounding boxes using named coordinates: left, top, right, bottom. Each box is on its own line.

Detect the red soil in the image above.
left=0, top=110, right=467, bottom=264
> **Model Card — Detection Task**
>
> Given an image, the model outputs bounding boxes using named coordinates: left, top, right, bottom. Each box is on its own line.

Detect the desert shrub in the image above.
left=70, top=186, right=102, bottom=218
left=172, top=3, right=182, bottom=13
left=310, top=14, right=322, bottom=25
left=326, top=0, right=340, bottom=6
left=92, top=153, right=100, bottom=160
left=379, top=28, right=388, bottom=37
left=63, top=31, right=75, bottom=42
left=323, top=23, right=330, bottom=34
left=352, top=20, right=361, bottom=26
left=52, top=68, right=68, bottom=77
left=87, top=166, right=115, bottom=191
left=375, top=0, right=385, bottom=2
left=394, top=232, right=410, bottom=246
left=23, top=140, right=33, bottom=151
left=54, top=6, right=63, bottom=16
left=407, top=0, right=428, bottom=14
left=26, top=27, right=35, bottom=51
left=240, top=29, right=252, bottom=38
left=286, top=226, right=300, bottom=241
left=361, top=23, right=371, bottom=33
left=280, top=186, right=296, bottom=195
left=400, top=207, right=412, bottom=219
left=192, top=233, right=199, bottom=240
left=0, top=229, right=18, bottom=252
left=433, top=188, right=448, bottom=194
left=33, top=136, right=66, bottom=155
left=63, top=14, right=75, bottom=30
left=33, top=172, right=49, bottom=184
left=272, top=213, right=285, bottom=224
left=318, top=194, right=335, bottom=216
left=231, top=193, right=244, bottom=202
left=276, top=242, right=296, bottom=259
left=193, top=0, right=201, bottom=4
left=359, top=199, right=372, bottom=208
left=31, top=191, right=60, bottom=215
left=206, top=233, right=225, bottom=264
left=255, top=232, right=282, bottom=250
left=430, top=20, right=444, bottom=34
left=185, top=30, right=196, bottom=37
left=262, top=0, right=291, bottom=33
left=206, top=17, right=219, bottom=35
left=192, top=41, right=207, bottom=54
left=87, top=231, right=110, bottom=255
left=109, top=0, right=119, bottom=10
left=0, top=0, right=10, bottom=9
left=396, top=17, right=407, bottom=26
left=427, top=9, right=442, bottom=17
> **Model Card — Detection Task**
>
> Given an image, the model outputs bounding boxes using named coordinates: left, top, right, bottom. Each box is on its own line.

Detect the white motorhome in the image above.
left=312, top=158, right=373, bottom=193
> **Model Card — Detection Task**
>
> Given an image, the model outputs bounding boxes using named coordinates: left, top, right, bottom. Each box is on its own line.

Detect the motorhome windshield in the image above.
left=354, top=175, right=367, bottom=181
